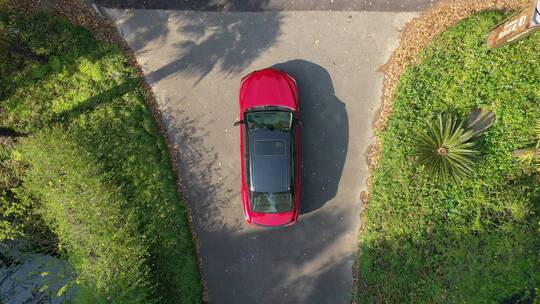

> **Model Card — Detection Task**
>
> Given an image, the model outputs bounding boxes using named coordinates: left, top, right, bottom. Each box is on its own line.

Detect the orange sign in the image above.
left=487, top=0, right=540, bottom=49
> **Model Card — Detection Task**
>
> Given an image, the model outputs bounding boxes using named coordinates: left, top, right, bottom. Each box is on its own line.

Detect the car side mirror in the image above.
left=233, top=120, right=244, bottom=127
left=296, top=119, right=303, bottom=126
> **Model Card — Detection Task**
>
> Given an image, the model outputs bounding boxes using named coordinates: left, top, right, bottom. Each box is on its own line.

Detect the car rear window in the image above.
left=252, top=191, right=292, bottom=213
left=255, top=140, right=285, bottom=156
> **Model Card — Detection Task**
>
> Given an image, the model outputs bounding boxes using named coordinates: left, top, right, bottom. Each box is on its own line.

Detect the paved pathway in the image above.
left=96, top=0, right=436, bottom=11
left=102, top=5, right=420, bottom=303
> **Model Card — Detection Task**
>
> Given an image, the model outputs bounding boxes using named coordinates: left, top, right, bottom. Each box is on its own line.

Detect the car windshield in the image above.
left=252, top=191, right=292, bottom=213
left=246, top=110, right=292, bottom=132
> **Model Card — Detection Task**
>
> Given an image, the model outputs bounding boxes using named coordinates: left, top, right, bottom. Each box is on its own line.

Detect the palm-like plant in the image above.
left=513, top=120, right=540, bottom=172
left=414, top=114, right=480, bottom=183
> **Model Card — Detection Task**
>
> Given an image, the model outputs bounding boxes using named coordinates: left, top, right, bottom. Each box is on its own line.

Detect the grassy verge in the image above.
left=357, top=11, right=540, bottom=303
left=1, top=14, right=202, bottom=303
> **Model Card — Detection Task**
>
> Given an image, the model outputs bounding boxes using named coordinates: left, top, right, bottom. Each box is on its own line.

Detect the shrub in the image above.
left=0, top=0, right=47, bottom=63
left=0, top=144, right=29, bottom=241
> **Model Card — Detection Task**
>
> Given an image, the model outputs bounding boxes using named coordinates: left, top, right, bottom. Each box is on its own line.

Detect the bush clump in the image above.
left=1, top=14, right=202, bottom=303
left=19, top=129, right=154, bottom=303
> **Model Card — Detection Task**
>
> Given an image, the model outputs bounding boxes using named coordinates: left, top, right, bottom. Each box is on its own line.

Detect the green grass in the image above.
left=0, top=14, right=202, bottom=303
left=357, top=11, right=540, bottom=303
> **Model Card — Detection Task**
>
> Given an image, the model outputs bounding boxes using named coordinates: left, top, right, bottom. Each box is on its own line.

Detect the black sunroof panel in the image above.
left=255, top=140, right=285, bottom=156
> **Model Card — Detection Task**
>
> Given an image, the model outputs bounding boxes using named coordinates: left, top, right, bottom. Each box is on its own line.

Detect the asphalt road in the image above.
left=102, top=4, right=422, bottom=303
left=97, top=0, right=437, bottom=11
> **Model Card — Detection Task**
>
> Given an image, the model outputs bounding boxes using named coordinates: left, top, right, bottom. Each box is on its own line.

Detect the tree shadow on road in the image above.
left=95, top=0, right=273, bottom=10
left=101, top=2, right=282, bottom=85
left=273, top=60, right=349, bottom=214
left=159, top=104, right=236, bottom=230
left=201, top=208, right=355, bottom=304
left=95, top=0, right=438, bottom=11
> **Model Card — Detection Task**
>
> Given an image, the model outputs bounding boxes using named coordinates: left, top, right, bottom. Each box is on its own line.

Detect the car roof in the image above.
left=248, top=129, right=291, bottom=193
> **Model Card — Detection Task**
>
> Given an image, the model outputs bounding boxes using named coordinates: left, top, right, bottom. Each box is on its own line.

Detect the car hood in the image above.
left=240, top=69, right=297, bottom=110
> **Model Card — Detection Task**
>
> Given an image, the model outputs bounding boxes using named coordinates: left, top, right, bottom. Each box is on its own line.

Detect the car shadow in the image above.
left=200, top=208, right=355, bottom=303
left=272, top=60, right=348, bottom=214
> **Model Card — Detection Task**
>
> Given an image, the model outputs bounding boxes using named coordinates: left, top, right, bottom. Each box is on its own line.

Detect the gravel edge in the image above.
left=17, top=0, right=209, bottom=301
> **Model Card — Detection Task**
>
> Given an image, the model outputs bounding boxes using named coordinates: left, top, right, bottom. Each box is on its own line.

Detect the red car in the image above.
left=234, top=68, right=302, bottom=227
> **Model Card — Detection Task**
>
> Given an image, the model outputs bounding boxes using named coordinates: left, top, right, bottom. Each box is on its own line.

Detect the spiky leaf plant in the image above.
left=513, top=120, right=540, bottom=172
left=414, top=114, right=480, bottom=183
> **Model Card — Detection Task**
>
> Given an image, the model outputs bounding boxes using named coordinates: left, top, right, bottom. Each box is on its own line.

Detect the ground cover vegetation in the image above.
left=513, top=119, right=540, bottom=172
left=0, top=10, right=202, bottom=303
left=357, top=11, right=540, bottom=303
